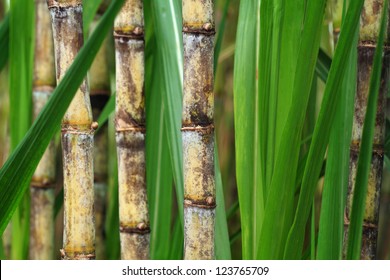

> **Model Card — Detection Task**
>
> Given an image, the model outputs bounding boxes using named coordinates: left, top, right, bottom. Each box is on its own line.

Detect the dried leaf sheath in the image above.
left=89, top=13, right=110, bottom=260
left=29, top=0, right=56, bottom=260
left=346, top=0, right=390, bottom=259
left=182, top=0, right=215, bottom=260
left=47, top=0, right=95, bottom=260
left=114, top=0, right=150, bottom=260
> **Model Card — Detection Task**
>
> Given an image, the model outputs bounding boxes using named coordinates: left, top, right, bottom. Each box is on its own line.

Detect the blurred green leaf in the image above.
left=83, top=0, right=103, bottom=36
left=0, top=14, right=9, bottom=71
left=9, top=0, right=34, bottom=260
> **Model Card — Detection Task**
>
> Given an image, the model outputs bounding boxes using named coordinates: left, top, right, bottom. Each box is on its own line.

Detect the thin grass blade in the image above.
left=317, top=16, right=358, bottom=260
left=150, top=0, right=184, bottom=226
left=346, top=0, right=388, bottom=259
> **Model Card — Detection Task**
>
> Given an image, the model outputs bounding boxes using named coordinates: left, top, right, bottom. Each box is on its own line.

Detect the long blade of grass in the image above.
left=0, top=0, right=125, bottom=235
left=272, top=0, right=305, bottom=190
left=83, top=0, right=103, bottom=36
left=346, top=0, right=388, bottom=259
left=150, top=0, right=184, bottom=226
left=284, top=0, right=367, bottom=259
left=145, top=45, right=174, bottom=259
left=316, top=6, right=358, bottom=260
left=215, top=142, right=231, bottom=259
left=233, top=0, right=262, bottom=260
left=0, top=14, right=9, bottom=71
left=258, top=0, right=327, bottom=260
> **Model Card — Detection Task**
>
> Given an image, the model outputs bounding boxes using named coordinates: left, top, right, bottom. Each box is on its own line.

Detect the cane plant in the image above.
left=0, top=0, right=389, bottom=261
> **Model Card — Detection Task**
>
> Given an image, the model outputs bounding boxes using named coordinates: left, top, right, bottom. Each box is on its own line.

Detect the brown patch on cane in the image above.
left=183, top=33, right=214, bottom=126
left=182, top=126, right=215, bottom=204
left=117, top=131, right=149, bottom=235
left=115, top=38, right=145, bottom=128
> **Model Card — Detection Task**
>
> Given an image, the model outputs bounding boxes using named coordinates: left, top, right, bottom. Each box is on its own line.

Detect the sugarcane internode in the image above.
left=114, top=0, right=150, bottom=260
left=345, top=0, right=390, bottom=259
left=47, top=0, right=95, bottom=260
left=182, top=0, right=216, bottom=260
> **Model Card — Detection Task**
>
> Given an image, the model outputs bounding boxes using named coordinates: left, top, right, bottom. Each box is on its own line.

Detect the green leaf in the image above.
left=215, top=142, right=231, bottom=259
left=214, top=0, right=231, bottom=75
left=150, top=0, right=184, bottom=226
left=0, top=0, right=125, bottom=236
left=144, top=27, right=173, bottom=258
left=233, top=0, right=263, bottom=260
left=105, top=117, right=120, bottom=260
left=83, top=0, right=103, bottom=37
left=0, top=14, right=9, bottom=71
left=346, top=0, right=388, bottom=260
left=317, top=12, right=358, bottom=260
left=9, top=0, right=34, bottom=260
left=258, top=0, right=327, bottom=259
left=316, top=49, right=332, bottom=83
left=284, top=0, right=367, bottom=259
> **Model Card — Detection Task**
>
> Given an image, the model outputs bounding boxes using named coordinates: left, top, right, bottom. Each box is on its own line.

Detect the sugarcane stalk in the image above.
left=114, top=0, right=149, bottom=260
left=89, top=11, right=110, bottom=260
left=47, top=0, right=95, bottom=260
left=29, top=0, right=57, bottom=260
left=182, top=0, right=215, bottom=260
left=346, top=0, right=389, bottom=259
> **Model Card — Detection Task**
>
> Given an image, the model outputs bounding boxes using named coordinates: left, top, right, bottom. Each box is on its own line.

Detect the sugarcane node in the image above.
left=206, top=196, right=214, bottom=205
left=184, top=198, right=216, bottom=209
left=203, top=22, right=212, bottom=31
left=183, top=27, right=216, bottom=35
left=114, top=30, right=144, bottom=40
left=33, top=85, right=55, bottom=93
left=91, top=122, right=99, bottom=130
left=119, top=224, right=151, bottom=234
left=47, top=0, right=82, bottom=8
left=184, top=199, right=193, bottom=206
left=137, top=222, right=147, bottom=230
left=181, top=124, right=214, bottom=132
left=133, top=26, right=144, bottom=35
left=61, top=251, right=96, bottom=260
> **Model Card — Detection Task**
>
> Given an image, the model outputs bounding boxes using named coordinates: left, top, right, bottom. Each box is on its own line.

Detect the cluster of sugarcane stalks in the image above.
left=182, top=0, right=216, bottom=260
left=114, top=0, right=150, bottom=260
left=345, top=0, right=390, bottom=260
